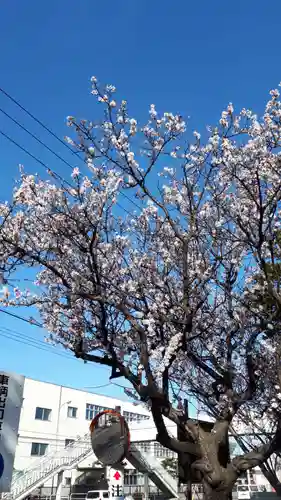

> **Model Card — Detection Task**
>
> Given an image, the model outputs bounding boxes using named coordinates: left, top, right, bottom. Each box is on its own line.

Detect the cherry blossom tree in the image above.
left=1, top=77, right=281, bottom=499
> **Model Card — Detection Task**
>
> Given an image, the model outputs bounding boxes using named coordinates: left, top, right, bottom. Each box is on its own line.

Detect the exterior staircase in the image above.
left=128, top=442, right=178, bottom=498
left=2, top=434, right=92, bottom=500
left=3, top=435, right=178, bottom=500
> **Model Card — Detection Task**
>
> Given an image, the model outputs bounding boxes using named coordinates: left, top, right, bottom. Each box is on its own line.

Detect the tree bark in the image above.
left=202, top=493, right=229, bottom=500
left=202, top=492, right=229, bottom=500
left=192, top=424, right=235, bottom=500
left=202, top=481, right=231, bottom=500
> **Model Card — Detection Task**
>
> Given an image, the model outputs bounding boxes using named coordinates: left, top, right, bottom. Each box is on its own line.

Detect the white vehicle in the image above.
left=237, top=486, right=250, bottom=500
left=237, top=484, right=259, bottom=499
left=85, top=491, right=110, bottom=500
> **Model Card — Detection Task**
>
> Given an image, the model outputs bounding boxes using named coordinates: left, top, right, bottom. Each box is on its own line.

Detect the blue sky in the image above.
left=0, top=0, right=281, bottom=399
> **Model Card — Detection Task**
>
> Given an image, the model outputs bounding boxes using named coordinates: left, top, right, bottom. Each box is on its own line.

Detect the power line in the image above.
left=0, top=326, right=142, bottom=389
left=0, top=92, right=153, bottom=387
left=0, top=86, right=82, bottom=160
left=0, top=126, right=139, bottom=220
left=0, top=324, right=72, bottom=356
left=83, top=383, right=113, bottom=390
left=0, top=86, right=143, bottom=213
left=0, top=324, right=128, bottom=379
left=120, top=190, right=143, bottom=211
left=0, top=311, right=141, bottom=387
left=18, top=422, right=176, bottom=440
left=0, top=129, right=51, bottom=171
left=0, top=107, right=78, bottom=170
left=0, top=328, right=78, bottom=362
left=0, top=325, right=148, bottom=401
left=0, top=324, right=85, bottom=363
left=0, top=129, right=70, bottom=186
left=0, top=129, right=146, bottom=258
left=0, top=321, right=200, bottom=414
left=0, top=307, right=42, bottom=327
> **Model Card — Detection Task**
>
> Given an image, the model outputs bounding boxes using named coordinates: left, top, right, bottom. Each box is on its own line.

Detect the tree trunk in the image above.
left=202, top=493, right=229, bottom=500
left=202, top=481, right=231, bottom=500
left=194, top=423, right=234, bottom=500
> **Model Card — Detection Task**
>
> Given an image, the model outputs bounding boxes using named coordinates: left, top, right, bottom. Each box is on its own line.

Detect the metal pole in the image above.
left=177, top=399, right=192, bottom=500
left=227, top=438, right=232, bottom=500
left=184, top=400, right=192, bottom=500
left=56, top=386, right=63, bottom=451
left=143, top=473, right=149, bottom=500
left=51, top=386, right=63, bottom=497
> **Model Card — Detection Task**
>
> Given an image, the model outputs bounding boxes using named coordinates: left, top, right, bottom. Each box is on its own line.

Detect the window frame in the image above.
left=67, top=406, right=78, bottom=418
left=31, top=442, right=48, bottom=456
left=85, top=403, right=113, bottom=420
left=123, top=411, right=150, bottom=422
left=65, top=438, right=75, bottom=447
left=35, top=407, right=52, bottom=421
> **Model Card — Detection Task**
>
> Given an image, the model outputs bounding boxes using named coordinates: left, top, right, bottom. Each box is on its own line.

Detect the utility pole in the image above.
left=177, top=399, right=192, bottom=500
left=143, top=473, right=149, bottom=500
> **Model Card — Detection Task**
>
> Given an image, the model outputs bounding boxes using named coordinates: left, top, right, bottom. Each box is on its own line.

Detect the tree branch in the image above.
left=232, top=423, right=281, bottom=472
left=151, top=402, right=201, bottom=456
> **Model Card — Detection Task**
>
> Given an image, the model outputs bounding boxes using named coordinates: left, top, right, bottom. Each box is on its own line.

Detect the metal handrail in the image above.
left=3, top=435, right=92, bottom=500
left=129, top=443, right=178, bottom=496
left=5, top=433, right=178, bottom=500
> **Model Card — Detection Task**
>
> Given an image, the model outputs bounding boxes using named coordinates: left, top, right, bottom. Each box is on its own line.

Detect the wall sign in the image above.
left=0, top=372, right=24, bottom=492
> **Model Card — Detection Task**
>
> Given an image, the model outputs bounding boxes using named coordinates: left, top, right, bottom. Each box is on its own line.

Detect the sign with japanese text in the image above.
left=0, top=372, right=24, bottom=492
left=109, top=467, right=124, bottom=499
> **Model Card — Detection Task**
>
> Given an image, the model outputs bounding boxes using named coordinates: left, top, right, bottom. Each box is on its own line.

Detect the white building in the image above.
left=7, top=375, right=275, bottom=500
left=15, top=376, right=152, bottom=471
left=11, top=375, right=178, bottom=500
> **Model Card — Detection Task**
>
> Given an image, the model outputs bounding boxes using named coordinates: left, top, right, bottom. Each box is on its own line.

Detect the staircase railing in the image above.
left=129, top=443, right=178, bottom=498
left=3, top=434, right=92, bottom=500
left=5, top=434, right=178, bottom=500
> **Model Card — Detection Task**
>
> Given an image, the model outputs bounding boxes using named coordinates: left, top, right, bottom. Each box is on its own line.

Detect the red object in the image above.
left=89, top=409, right=131, bottom=450
left=113, top=471, right=121, bottom=481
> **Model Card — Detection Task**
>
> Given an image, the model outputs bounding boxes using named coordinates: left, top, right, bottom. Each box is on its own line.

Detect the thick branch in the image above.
left=151, top=403, right=201, bottom=456
left=232, top=424, right=281, bottom=472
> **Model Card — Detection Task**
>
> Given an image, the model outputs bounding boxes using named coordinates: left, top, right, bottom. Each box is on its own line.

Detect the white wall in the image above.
left=14, top=377, right=152, bottom=470
left=129, top=417, right=177, bottom=441
left=15, top=378, right=62, bottom=470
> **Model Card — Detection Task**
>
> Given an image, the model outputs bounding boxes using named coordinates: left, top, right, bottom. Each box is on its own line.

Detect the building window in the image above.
left=124, top=471, right=139, bottom=485
left=85, top=404, right=113, bottom=420
left=135, top=441, right=151, bottom=453
left=123, top=411, right=150, bottom=423
left=65, top=478, right=71, bottom=486
left=86, top=404, right=95, bottom=420
left=67, top=406, right=77, bottom=418
left=65, top=439, right=75, bottom=447
left=35, top=407, right=52, bottom=421
left=31, top=443, right=48, bottom=456
left=153, top=442, right=175, bottom=458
